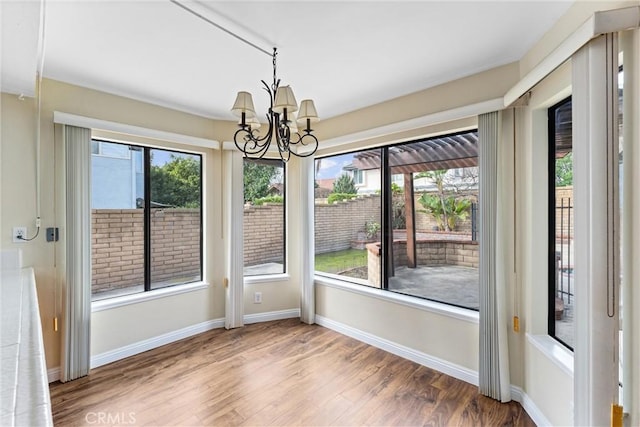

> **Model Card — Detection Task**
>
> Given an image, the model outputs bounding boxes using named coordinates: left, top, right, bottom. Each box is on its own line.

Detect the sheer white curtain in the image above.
left=478, top=111, right=511, bottom=402
left=61, top=125, right=92, bottom=382
left=223, top=149, right=244, bottom=329
left=299, top=156, right=315, bottom=324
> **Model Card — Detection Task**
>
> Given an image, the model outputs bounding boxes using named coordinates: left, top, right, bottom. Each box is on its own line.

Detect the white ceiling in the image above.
left=2, top=0, right=574, bottom=121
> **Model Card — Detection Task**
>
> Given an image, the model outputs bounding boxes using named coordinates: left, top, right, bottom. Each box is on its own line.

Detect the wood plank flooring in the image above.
left=50, top=319, right=535, bottom=426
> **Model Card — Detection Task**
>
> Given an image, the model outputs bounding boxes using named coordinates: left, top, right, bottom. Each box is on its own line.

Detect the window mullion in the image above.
left=144, top=147, right=151, bottom=292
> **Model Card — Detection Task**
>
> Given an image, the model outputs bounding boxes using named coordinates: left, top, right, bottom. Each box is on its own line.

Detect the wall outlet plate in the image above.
left=12, top=227, right=27, bottom=243
left=254, top=291, right=262, bottom=304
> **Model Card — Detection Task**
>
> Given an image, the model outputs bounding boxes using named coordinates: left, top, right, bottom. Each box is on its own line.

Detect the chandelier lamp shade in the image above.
left=231, top=48, right=319, bottom=161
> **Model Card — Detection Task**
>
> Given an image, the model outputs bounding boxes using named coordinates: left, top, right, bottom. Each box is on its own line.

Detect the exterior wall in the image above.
left=243, top=204, right=284, bottom=266
left=91, top=209, right=201, bottom=294
left=393, top=240, right=479, bottom=268
left=315, top=195, right=381, bottom=254
left=367, top=240, right=479, bottom=288
left=91, top=155, right=137, bottom=209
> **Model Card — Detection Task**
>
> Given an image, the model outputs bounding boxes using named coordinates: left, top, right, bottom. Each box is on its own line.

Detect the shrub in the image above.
left=327, top=193, right=357, bottom=204
left=253, top=195, right=284, bottom=206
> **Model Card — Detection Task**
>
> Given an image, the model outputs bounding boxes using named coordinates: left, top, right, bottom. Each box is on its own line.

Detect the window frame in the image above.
left=314, top=129, right=479, bottom=311
left=90, top=139, right=204, bottom=300
left=547, top=96, right=573, bottom=350
left=242, top=157, right=287, bottom=277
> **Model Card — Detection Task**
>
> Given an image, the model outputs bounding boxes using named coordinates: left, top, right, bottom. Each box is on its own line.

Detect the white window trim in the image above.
left=527, top=333, right=574, bottom=378
left=315, top=275, right=479, bottom=324
left=92, top=281, right=209, bottom=312
left=54, top=111, right=220, bottom=150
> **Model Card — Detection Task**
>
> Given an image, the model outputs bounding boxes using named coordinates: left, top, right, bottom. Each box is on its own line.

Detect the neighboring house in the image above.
left=91, top=140, right=143, bottom=209
left=342, top=163, right=479, bottom=194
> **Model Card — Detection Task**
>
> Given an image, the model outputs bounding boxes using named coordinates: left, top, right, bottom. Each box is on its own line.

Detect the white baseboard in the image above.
left=48, top=367, right=60, bottom=383
left=315, top=314, right=479, bottom=386
left=511, top=386, right=552, bottom=426
left=244, top=308, right=300, bottom=324
left=90, top=318, right=225, bottom=369
left=315, top=314, right=553, bottom=426
left=89, top=309, right=300, bottom=370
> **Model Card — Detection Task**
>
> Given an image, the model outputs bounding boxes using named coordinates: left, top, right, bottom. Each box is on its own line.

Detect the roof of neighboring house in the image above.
left=268, top=183, right=284, bottom=195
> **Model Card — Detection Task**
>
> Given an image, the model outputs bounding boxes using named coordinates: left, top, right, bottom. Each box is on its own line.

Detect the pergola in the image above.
left=352, top=131, right=479, bottom=270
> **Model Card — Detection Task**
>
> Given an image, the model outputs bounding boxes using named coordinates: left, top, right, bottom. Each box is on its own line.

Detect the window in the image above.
left=353, top=169, right=364, bottom=185
left=243, top=158, right=285, bottom=276
left=314, top=150, right=382, bottom=286
left=314, top=130, right=479, bottom=310
left=91, top=140, right=202, bottom=301
left=548, top=97, right=574, bottom=349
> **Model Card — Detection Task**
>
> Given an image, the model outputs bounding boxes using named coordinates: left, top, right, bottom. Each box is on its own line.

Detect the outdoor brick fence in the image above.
left=91, top=209, right=200, bottom=294
left=243, top=204, right=284, bottom=266
left=315, top=195, right=381, bottom=254
left=366, top=239, right=479, bottom=288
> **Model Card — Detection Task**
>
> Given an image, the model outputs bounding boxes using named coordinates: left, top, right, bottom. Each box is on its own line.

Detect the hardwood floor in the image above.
left=50, top=319, right=535, bottom=426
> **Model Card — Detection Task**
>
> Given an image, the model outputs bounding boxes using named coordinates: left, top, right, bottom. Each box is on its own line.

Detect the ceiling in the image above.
left=2, top=1, right=574, bottom=122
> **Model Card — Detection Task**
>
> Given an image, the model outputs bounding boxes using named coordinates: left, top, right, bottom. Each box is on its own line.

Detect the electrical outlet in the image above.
left=12, top=227, right=27, bottom=243
left=254, top=291, right=262, bottom=304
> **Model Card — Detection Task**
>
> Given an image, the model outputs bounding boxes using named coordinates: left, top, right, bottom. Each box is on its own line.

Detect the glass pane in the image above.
left=91, top=141, right=145, bottom=301
left=243, top=158, right=285, bottom=276
left=314, top=149, right=382, bottom=287
left=550, top=98, right=574, bottom=349
left=149, top=149, right=202, bottom=290
left=387, top=132, right=479, bottom=310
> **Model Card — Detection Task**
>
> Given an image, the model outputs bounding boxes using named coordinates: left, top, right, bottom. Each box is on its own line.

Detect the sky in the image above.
left=315, top=153, right=353, bottom=179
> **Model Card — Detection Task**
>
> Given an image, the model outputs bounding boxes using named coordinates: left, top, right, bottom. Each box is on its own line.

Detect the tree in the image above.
left=244, top=161, right=278, bottom=204
left=555, top=152, right=573, bottom=186
left=332, top=174, right=357, bottom=194
left=415, top=168, right=474, bottom=231
left=150, top=155, right=201, bottom=208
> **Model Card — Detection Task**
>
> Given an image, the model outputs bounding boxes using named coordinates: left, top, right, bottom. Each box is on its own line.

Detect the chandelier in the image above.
left=231, top=48, right=319, bottom=161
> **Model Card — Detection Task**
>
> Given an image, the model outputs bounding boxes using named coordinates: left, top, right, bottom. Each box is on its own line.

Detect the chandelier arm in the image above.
left=287, top=132, right=319, bottom=158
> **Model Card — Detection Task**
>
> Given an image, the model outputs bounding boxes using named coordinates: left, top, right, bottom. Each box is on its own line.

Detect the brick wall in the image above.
left=392, top=240, right=479, bottom=268
left=243, top=204, right=284, bottom=266
left=314, top=195, right=382, bottom=254
left=91, top=209, right=201, bottom=294
left=366, top=239, right=479, bottom=288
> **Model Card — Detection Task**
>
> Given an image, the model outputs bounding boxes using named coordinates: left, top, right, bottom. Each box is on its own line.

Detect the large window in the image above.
left=91, top=140, right=202, bottom=301
left=314, top=130, right=479, bottom=310
left=314, top=149, right=382, bottom=286
left=243, top=158, right=285, bottom=276
left=548, top=97, right=574, bottom=349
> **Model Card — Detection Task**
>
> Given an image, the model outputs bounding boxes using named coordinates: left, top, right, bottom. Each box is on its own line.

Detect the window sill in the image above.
left=314, top=275, right=479, bottom=324
left=244, top=273, right=290, bottom=285
left=92, top=281, right=209, bottom=312
left=526, top=333, right=574, bottom=377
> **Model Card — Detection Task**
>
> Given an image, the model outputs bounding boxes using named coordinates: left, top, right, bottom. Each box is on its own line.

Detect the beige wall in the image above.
left=315, top=285, right=479, bottom=371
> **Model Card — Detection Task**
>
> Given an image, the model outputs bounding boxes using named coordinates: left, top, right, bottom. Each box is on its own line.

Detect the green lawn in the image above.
left=315, top=248, right=367, bottom=274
